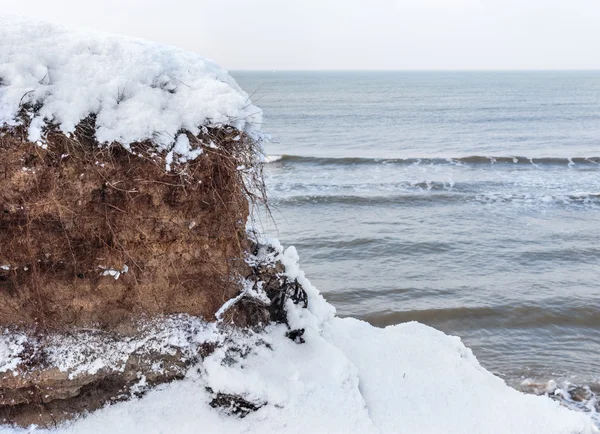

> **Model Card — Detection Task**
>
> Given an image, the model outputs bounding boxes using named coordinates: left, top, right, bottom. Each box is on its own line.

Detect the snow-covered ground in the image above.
left=1, top=240, right=594, bottom=434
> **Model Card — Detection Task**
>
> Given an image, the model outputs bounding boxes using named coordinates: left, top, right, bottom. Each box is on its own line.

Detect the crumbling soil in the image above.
left=0, top=120, right=256, bottom=330
left=0, top=349, right=189, bottom=428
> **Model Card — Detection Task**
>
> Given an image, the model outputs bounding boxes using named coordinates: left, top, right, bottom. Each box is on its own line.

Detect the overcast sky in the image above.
left=4, top=0, right=600, bottom=70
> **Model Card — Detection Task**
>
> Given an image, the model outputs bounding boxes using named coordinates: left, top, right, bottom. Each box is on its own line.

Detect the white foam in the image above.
left=264, top=154, right=283, bottom=163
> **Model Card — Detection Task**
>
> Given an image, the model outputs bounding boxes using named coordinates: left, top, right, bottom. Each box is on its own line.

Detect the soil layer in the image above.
left=0, top=121, right=253, bottom=329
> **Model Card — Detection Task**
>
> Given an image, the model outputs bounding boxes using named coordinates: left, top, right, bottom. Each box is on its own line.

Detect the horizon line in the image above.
left=230, top=68, right=600, bottom=73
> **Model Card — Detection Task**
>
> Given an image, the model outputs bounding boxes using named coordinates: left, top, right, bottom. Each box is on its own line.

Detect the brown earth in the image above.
left=0, top=116, right=276, bottom=427
left=0, top=119, right=259, bottom=330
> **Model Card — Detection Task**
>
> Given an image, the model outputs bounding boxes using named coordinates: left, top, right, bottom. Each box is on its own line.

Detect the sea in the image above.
left=233, top=71, right=600, bottom=391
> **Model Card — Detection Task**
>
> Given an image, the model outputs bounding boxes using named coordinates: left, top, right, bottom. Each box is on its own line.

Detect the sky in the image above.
left=3, top=0, right=600, bottom=70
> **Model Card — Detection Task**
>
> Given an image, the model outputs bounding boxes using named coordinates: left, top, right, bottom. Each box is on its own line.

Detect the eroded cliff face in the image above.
left=0, top=121, right=276, bottom=426
left=0, top=122, right=254, bottom=329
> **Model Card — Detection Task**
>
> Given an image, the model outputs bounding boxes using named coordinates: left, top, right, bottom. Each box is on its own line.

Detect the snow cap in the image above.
left=0, top=16, right=262, bottom=150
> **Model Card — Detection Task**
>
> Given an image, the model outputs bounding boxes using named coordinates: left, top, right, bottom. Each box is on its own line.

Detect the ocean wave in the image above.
left=272, top=191, right=600, bottom=207
left=265, top=154, right=600, bottom=167
left=269, top=180, right=459, bottom=194
left=272, top=194, right=459, bottom=206
left=290, top=238, right=454, bottom=261
left=263, top=154, right=283, bottom=163
left=518, top=246, right=600, bottom=265
left=362, top=304, right=600, bottom=329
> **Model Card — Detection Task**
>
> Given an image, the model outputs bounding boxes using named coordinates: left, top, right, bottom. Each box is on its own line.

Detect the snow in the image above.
left=0, top=239, right=594, bottom=434
left=215, top=278, right=270, bottom=321
left=0, top=316, right=220, bottom=381
left=0, top=16, right=262, bottom=156
left=98, top=264, right=129, bottom=280
left=327, top=319, right=594, bottom=433
left=0, top=333, right=27, bottom=373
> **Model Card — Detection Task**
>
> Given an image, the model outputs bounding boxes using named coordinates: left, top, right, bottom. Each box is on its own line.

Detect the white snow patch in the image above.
left=0, top=333, right=27, bottom=373
left=215, top=278, right=270, bottom=321
left=0, top=16, right=262, bottom=151
left=165, top=134, right=203, bottom=171
left=43, top=315, right=219, bottom=379
left=98, top=264, right=129, bottom=280
left=130, top=374, right=148, bottom=395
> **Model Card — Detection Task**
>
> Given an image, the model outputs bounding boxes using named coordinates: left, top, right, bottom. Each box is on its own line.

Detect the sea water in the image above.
left=233, top=71, right=600, bottom=387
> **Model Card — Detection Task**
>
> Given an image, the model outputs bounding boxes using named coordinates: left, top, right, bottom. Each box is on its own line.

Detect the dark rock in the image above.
left=286, top=328, right=306, bottom=344
left=206, top=388, right=265, bottom=418
left=568, top=386, right=591, bottom=402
